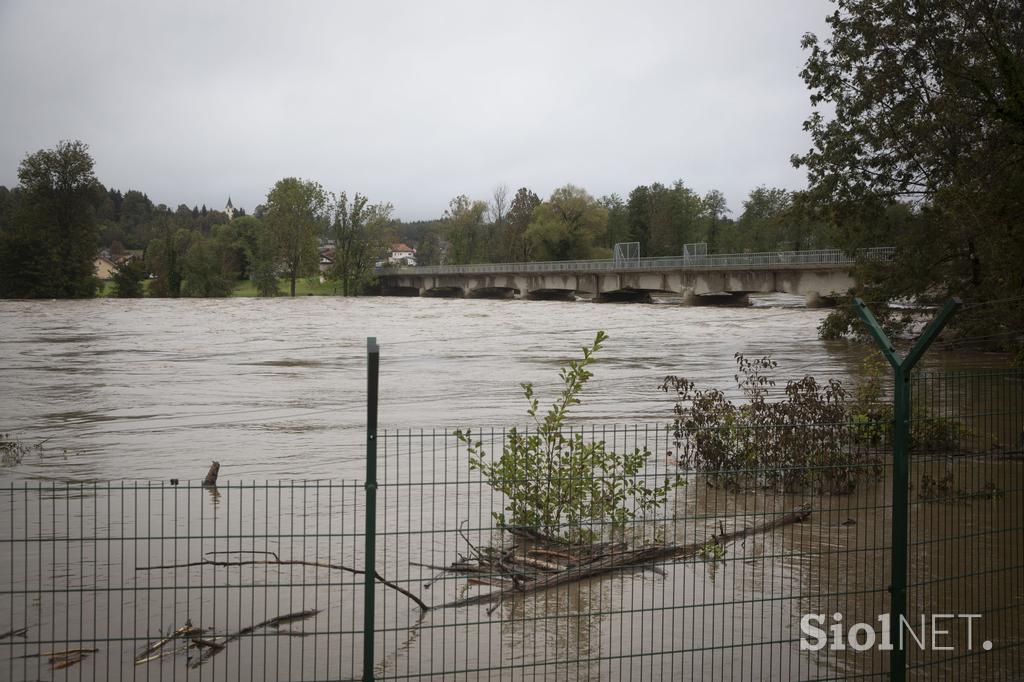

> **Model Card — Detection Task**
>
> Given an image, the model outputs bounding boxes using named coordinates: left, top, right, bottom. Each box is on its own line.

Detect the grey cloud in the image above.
left=0, top=0, right=831, bottom=219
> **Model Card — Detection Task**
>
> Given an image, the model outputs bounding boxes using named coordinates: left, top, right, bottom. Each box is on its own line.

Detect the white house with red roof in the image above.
left=389, top=243, right=416, bottom=266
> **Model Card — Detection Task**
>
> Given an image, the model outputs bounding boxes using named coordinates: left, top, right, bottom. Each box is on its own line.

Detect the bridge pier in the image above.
left=526, top=290, right=576, bottom=301
left=594, top=290, right=653, bottom=303
left=679, top=289, right=750, bottom=306
left=422, top=287, right=465, bottom=298
left=467, top=287, right=517, bottom=299
left=379, top=286, right=420, bottom=296
left=804, top=292, right=837, bottom=308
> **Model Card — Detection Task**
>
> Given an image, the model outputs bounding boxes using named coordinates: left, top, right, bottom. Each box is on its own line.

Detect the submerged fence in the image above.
left=1, top=370, right=1022, bottom=680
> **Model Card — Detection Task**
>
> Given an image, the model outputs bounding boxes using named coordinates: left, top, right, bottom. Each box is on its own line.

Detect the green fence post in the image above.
left=854, top=298, right=959, bottom=682
left=363, top=337, right=380, bottom=682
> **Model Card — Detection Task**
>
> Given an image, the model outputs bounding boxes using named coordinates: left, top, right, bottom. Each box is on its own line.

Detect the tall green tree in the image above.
left=526, top=185, right=608, bottom=260
left=264, top=178, right=328, bottom=296
left=0, top=140, right=102, bottom=298
left=505, top=187, right=541, bottom=262
left=600, top=194, right=629, bottom=250
left=794, top=0, right=1024, bottom=345
left=181, top=231, right=235, bottom=297
left=413, top=223, right=446, bottom=266
left=443, top=195, right=488, bottom=264
left=626, top=181, right=706, bottom=256
left=110, top=258, right=147, bottom=298
left=330, top=192, right=391, bottom=295
left=736, top=186, right=792, bottom=251
left=145, top=218, right=191, bottom=297
left=701, top=190, right=730, bottom=252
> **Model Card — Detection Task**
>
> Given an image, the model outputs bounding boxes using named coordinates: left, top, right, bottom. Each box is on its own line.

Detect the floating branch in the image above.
left=0, top=626, right=29, bottom=640
left=135, top=621, right=203, bottom=665
left=19, top=647, right=99, bottom=671
left=190, top=609, right=319, bottom=668
left=137, top=550, right=427, bottom=611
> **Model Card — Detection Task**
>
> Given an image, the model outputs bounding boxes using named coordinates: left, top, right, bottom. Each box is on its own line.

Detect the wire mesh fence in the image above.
left=0, top=370, right=1021, bottom=680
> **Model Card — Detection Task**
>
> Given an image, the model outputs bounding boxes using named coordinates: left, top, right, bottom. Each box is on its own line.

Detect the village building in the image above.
left=388, top=243, right=416, bottom=266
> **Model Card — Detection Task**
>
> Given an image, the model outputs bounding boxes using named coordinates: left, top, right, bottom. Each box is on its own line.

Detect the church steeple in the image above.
left=225, top=197, right=236, bottom=220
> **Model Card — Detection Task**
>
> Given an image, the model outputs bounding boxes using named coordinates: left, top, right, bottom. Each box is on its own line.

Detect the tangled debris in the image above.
left=420, top=504, right=813, bottom=611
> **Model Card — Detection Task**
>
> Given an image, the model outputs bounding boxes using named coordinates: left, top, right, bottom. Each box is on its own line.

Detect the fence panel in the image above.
left=905, top=370, right=1024, bottom=679
left=1, top=370, right=1021, bottom=679
left=375, top=424, right=896, bottom=680
left=0, top=481, right=366, bottom=681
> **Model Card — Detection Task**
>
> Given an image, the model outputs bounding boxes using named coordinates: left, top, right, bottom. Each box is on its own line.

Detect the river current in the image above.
left=0, top=295, right=1007, bottom=482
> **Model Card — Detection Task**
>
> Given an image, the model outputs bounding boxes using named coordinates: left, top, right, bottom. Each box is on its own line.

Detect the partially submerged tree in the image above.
left=458, top=331, right=683, bottom=542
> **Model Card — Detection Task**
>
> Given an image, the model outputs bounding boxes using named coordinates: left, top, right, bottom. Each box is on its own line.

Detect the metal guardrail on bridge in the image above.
left=377, top=247, right=895, bottom=277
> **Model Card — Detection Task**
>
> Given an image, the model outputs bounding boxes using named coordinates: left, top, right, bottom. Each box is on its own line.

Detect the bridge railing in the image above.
left=377, top=247, right=895, bottom=277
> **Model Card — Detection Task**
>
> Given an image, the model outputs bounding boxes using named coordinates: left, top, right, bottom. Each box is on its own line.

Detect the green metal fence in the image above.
left=1, top=371, right=1021, bottom=680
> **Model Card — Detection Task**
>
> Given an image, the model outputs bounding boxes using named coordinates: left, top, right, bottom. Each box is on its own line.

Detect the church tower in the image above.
left=224, top=197, right=236, bottom=221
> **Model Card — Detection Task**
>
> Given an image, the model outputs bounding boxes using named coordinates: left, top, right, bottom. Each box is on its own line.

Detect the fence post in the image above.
left=363, top=337, right=380, bottom=682
left=853, top=298, right=959, bottom=682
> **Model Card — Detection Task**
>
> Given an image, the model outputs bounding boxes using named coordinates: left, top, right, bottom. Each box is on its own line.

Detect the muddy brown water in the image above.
left=0, top=296, right=1020, bottom=680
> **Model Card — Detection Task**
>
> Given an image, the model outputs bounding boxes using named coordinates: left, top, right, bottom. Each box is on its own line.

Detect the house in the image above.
left=318, top=246, right=335, bottom=274
left=94, top=255, right=119, bottom=280
left=389, top=243, right=416, bottom=266
left=94, top=249, right=140, bottom=280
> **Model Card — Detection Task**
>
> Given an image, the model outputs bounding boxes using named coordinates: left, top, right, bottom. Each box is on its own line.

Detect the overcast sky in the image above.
left=0, top=1, right=831, bottom=220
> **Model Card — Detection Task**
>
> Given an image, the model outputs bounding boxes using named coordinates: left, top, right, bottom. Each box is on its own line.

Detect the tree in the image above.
left=145, top=217, right=191, bottom=297
left=505, top=187, right=541, bottom=262
left=701, top=190, right=730, bottom=252
left=110, top=258, right=147, bottom=298
left=181, top=232, right=235, bottom=297
left=330, top=192, right=391, bottom=295
left=264, top=178, right=328, bottom=296
left=526, top=185, right=608, bottom=261
left=252, top=234, right=282, bottom=296
left=443, top=195, right=489, bottom=264
left=599, top=194, right=629, bottom=250
left=736, top=186, right=792, bottom=251
left=488, top=184, right=510, bottom=260
left=626, top=185, right=653, bottom=250
left=457, top=332, right=683, bottom=542
left=793, top=0, right=1024, bottom=345
left=0, top=140, right=102, bottom=298
left=413, top=223, right=446, bottom=266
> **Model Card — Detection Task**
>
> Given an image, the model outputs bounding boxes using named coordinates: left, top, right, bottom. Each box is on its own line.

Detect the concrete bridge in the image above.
left=377, top=248, right=893, bottom=307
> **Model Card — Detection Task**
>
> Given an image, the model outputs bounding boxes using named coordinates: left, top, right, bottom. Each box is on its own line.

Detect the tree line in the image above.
left=401, top=182, right=832, bottom=267
left=0, top=145, right=398, bottom=299
left=0, top=140, right=836, bottom=299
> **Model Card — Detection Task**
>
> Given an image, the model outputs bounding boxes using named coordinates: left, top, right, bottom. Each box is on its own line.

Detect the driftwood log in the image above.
left=435, top=503, right=812, bottom=610
left=202, top=461, right=220, bottom=487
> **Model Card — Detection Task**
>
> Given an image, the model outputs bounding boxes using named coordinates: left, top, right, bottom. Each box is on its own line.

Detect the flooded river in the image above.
left=0, top=295, right=848, bottom=482
left=0, top=296, right=1020, bottom=680
left=0, top=295, right=1007, bottom=483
